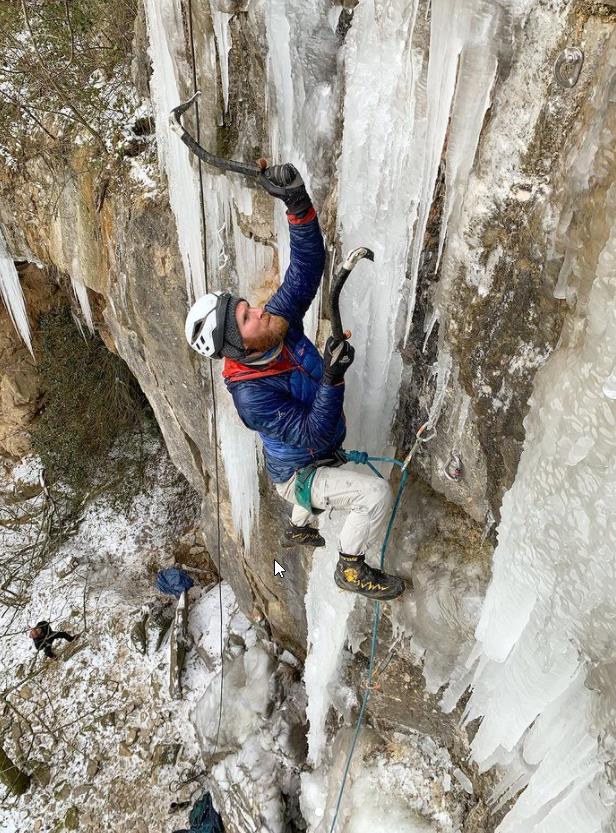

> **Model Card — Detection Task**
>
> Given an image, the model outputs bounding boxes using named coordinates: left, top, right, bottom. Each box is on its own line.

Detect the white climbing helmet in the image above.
left=185, top=291, right=231, bottom=359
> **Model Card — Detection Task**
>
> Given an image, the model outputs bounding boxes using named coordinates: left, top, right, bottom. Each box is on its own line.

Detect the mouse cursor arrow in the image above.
left=274, top=560, right=286, bottom=578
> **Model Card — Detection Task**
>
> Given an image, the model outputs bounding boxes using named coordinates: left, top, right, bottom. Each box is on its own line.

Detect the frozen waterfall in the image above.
left=142, top=0, right=616, bottom=831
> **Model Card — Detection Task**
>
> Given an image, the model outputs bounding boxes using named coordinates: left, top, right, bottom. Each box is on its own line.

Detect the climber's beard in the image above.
left=243, top=313, right=289, bottom=354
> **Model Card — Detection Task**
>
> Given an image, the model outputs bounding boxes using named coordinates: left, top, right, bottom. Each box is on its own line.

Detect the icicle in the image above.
left=210, top=7, right=233, bottom=114
left=70, top=254, right=94, bottom=333
left=405, top=0, right=508, bottom=340
left=422, top=307, right=439, bottom=352
left=0, top=232, right=33, bottom=356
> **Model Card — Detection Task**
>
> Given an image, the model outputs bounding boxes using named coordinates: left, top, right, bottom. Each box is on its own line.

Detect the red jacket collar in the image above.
left=222, top=346, right=297, bottom=383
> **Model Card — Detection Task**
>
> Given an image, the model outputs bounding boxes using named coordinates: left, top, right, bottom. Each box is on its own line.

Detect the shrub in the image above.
left=30, top=307, right=151, bottom=495
left=0, top=0, right=139, bottom=164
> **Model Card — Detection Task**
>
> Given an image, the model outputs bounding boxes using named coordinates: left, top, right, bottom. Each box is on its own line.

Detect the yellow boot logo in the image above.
left=342, top=568, right=388, bottom=593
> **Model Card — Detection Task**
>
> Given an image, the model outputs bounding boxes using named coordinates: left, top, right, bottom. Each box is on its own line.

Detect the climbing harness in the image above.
left=294, top=465, right=320, bottom=514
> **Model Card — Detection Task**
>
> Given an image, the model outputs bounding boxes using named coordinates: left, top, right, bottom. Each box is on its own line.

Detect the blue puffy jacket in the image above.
left=224, top=212, right=346, bottom=483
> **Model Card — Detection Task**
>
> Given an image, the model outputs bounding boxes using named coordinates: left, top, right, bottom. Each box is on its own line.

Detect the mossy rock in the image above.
left=130, top=617, right=148, bottom=655
left=64, top=806, right=80, bottom=830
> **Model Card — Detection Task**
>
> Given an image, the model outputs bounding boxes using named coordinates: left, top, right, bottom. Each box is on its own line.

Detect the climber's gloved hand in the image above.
left=322, top=336, right=355, bottom=386
left=257, top=162, right=313, bottom=216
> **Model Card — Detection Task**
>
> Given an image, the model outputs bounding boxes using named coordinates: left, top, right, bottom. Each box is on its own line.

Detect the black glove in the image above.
left=322, top=336, right=355, bottom=386
left=258, top=163, right=313, bottom=215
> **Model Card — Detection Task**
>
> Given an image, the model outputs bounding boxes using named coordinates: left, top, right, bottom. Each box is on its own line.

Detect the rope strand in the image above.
left=187, top=0, right=225, bottom=756
left=328, top=425, right=431, bottom=831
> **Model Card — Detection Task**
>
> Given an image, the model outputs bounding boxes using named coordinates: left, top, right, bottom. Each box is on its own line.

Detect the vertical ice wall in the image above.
left=144, top=0, right=262, bottom=547
left=0, top=231, right=32, bottom=355
left=301, top=0, right=518, bottom=812
left=336, top=0, right=422, bottom=453
left=144, top=0, right=207, bottom=302
left=441, top=40, right=616, bottom=832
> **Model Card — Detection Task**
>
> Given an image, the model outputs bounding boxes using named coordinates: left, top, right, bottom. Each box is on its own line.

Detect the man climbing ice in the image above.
left=184, top=163, right=405, bottom=601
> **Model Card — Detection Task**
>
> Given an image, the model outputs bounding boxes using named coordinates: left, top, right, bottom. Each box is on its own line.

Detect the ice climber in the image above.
left=184, top=164, right=405, bottom=601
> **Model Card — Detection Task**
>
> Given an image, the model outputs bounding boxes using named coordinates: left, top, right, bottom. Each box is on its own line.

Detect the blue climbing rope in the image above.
left=327, top=427, right=428, bottom=833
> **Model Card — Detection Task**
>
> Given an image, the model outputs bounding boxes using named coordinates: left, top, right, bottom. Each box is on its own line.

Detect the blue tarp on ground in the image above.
left=156, top=568, right=194, bottom=598
left=173, top=792, right=224, bottom=833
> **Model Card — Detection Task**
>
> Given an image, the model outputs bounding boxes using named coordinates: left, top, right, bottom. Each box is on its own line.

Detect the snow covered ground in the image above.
left=0, top=440, right=231, bottom=833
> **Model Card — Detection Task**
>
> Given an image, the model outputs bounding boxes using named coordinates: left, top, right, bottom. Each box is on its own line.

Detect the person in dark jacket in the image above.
left=29, top=621, right=75, bottom=659
left=184, top=163, right=405, bottom=601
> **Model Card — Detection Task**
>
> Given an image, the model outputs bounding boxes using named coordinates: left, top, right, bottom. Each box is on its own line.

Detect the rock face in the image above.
left=0, top=264, right=58, bottom=458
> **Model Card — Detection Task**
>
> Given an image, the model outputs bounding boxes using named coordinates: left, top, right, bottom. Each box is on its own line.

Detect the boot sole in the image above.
left=281, top=538, right=326, bottom=549
left=334, top=573, right=406, bottom=601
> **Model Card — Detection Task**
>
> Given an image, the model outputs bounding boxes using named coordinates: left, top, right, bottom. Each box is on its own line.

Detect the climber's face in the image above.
left=235, top=301, right=288, bottom=353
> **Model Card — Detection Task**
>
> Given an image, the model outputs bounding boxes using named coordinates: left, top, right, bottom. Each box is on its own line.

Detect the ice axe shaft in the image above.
left=330, top=247, right=375, bottom=343
left=170, top=92, right=262, bottom=178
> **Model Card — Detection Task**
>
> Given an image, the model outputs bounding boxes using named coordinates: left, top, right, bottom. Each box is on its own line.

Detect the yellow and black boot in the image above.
left=334, top=553, right=405, bottom=601
left=282, top=522, right=326, bottom=548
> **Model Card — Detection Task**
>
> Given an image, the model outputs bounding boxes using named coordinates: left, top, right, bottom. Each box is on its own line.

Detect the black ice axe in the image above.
left=170, top=91, right=262, bottom=178
left=329, top=247, right=375, bottom=344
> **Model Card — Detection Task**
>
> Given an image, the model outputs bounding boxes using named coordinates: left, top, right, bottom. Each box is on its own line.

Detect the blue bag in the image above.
left=156, top=568, right=194, bottom=598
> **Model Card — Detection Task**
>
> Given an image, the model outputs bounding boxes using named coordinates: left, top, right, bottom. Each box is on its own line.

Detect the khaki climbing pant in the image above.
left=275, top=466, right=393, bottom=556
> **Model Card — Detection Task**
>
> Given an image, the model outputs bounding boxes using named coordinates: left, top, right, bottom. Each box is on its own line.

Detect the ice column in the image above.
left=337, top=0, right=422, bottom=453
left=0, top=231, right=32, bottom=355
left=144, top=0, right=207, bottom=302
left=145, top=0, right=264, bottom=547
left=304, top=541, right=357, bottom=767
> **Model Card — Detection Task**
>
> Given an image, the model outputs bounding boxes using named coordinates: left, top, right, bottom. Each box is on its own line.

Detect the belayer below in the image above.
left=29, top=621, right=76, bottom=660
left=184, top=163, right=405, bottom=601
